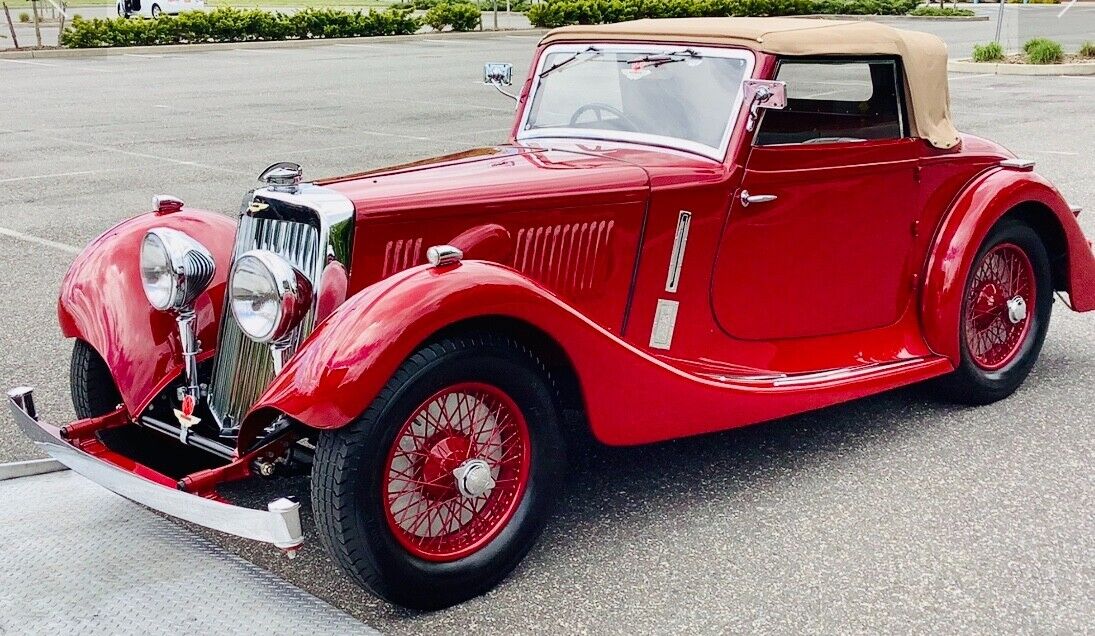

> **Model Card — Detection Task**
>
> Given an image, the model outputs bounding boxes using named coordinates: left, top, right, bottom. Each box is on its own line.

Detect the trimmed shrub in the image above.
left=60, top=7, right=421, bottom=48
left=1079, top=41, right=1095, bottom=58
left=425, top=2, right=482, bottom=31
left=18, top=11, right=30, bottom=22
left=908, top=6, right=974, bottom=16
left=1022, top=37, right=1053, bottom=54
left=526, top=0, right=919, bottom=29
left=1026, top=39, right=1063, bottom=64
left=971, top=41, right=1004, bottom=63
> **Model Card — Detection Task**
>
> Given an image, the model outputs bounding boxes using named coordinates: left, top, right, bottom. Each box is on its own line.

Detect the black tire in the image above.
left=934, top=218, right=1052, bottom=405
left=311, top=332, right=566, bottom=610
left=70, top=339, right=122, bottom=419
left=150, top=3, right=161, bottom=17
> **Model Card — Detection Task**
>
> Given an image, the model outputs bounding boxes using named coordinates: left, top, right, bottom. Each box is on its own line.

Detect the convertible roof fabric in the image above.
left=541, top=18, right=961, bottom=149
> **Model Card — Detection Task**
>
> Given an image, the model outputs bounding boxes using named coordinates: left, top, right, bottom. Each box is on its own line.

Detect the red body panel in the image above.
left=249, top=261, right=953, bottom=446
left=58, top=209, right=236, bottom=417
left=55, top=41, right=1095, bottom=454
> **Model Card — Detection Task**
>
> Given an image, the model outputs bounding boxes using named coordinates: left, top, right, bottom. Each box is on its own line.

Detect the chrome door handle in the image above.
left=740, top=190, right=777, bottom=207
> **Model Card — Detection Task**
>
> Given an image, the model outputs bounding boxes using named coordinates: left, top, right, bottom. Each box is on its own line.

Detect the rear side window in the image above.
left=755, top=58, right=907, bottom=146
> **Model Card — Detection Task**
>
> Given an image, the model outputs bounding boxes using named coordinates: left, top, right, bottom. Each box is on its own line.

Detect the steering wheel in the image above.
left=569, top=103, right=640, bottom=131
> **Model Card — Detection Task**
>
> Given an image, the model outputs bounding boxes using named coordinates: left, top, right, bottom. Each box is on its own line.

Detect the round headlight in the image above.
left=229, top=250, right=312, bottom=344
left=140, top=228, right=215, bottom=311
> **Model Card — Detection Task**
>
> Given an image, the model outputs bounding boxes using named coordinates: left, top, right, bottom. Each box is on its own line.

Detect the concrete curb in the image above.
left=800, top=13, right=989, bottom=21
left=949, top=58, right=1095, bottom=74
left=0, top=28, right=549, bottom=59
left=0, top=458, right=67, bottom=481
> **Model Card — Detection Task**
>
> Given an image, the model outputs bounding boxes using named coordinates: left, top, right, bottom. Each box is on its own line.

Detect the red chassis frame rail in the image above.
left=7, top=387, right=304, bottom=553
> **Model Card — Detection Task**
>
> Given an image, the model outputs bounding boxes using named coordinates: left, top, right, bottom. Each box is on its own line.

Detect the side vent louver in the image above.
left=382, top=238, right=424, bottom=277
left=513, top=220, right=615, bottom=296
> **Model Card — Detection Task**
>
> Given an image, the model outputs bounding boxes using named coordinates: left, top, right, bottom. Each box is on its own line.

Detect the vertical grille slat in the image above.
left=207, top=216, right=321, bottom=433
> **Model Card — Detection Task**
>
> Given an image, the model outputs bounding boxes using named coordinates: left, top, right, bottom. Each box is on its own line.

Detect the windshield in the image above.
left=519, top=44, right=754, bottom=160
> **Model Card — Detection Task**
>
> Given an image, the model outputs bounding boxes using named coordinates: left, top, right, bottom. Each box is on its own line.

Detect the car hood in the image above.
left=317, top=145, right=651, bottom=221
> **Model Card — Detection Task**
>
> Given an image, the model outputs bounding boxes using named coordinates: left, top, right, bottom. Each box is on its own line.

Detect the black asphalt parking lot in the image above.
left=1, top=10, right=1093, bottom=634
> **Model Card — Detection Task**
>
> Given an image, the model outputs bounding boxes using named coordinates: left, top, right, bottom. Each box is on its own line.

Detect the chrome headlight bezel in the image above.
left=139, top=228, right=216, bottom=312
left=229, top=249, right=312, bottom=344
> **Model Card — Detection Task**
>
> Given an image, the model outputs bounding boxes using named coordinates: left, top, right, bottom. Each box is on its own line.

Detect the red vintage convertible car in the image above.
left=10, top=18, right=1094, bottom=609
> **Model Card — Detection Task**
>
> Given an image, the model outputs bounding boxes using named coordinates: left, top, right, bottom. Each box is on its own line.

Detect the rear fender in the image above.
left=59, top=209, right=236, bottom=416
left=920, top=168, right=1095, bottom=360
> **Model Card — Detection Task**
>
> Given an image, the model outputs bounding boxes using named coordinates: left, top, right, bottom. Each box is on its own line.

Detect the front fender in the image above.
left=59, top=209, right=236, bottom=415
left=247, top=262, right=580, bottom=432
left=920, top=168, right=1095, bottom=360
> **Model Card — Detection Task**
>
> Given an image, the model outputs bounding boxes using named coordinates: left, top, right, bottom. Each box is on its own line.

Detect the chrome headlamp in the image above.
left=229, top=249, right=312, bottom=344
left=140, top=228, right=216, bottom=312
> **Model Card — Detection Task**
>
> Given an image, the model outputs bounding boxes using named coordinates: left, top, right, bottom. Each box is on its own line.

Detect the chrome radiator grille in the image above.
left=207, top=214, right=321, bottom=433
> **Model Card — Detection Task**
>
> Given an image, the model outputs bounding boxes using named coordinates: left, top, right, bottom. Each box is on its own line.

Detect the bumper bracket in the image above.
left=7, top=386, right=303, bottom=551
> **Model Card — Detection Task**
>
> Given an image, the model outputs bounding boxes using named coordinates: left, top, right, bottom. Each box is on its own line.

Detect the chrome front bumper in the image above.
left=7, top=387, right=303, bottom=551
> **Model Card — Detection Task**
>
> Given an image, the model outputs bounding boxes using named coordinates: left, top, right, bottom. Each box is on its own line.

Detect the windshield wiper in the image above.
left=539, top=46, right=601, bottom=78
left=622, top=49, right=702, bottom=69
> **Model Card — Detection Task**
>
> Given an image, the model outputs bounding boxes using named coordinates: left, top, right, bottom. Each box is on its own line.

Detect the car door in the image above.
left=711, top=57, right=923, bottom=341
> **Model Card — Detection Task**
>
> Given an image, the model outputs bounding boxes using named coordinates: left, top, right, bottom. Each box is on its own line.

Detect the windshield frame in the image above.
left=516, top=42, right=757, bottom=162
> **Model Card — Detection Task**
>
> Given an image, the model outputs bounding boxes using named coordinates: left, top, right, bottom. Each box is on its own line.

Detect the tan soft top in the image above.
left=541, top=18, right=960, bottom=149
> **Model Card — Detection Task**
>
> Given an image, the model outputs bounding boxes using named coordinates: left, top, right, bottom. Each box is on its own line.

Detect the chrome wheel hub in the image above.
left=1006, top=295, right=1028, bottom=324
left=453, top=458, right=495, bottom=499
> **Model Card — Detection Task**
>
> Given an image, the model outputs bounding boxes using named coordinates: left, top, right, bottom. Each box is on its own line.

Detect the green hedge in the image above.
left=526, top=0, right=919, bottom=29
left=907, top=5, right=974, bottom=16
left=60, top=7, right=421, bottom=48
left=425, top=2, right=483, bottom=30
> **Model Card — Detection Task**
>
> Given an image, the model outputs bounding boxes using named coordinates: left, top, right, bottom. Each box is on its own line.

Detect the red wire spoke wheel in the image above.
left=382, top=382, right=531, bottom=562
left=963, top=243, right=1036, bottom=371
left=937, top=219, right=1051, bottom=405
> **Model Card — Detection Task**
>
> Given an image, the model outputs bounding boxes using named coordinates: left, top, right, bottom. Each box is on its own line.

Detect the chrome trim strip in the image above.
left=1000, top=158, right=1036, bottom=170
left=8, top=387, right=303, bottom=550
left=665, top=211, right=691, bottom=293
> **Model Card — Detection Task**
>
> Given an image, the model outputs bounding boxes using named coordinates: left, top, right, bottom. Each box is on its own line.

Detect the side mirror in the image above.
left=484, top=62, right=513, bottom=86
left=483, top=62, right=517, bottom=104
left=742, top=79, right=787, bottom=132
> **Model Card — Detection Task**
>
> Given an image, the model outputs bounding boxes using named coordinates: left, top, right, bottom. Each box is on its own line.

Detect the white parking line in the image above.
left=123, top=53, right=175, bottom=59
left=266, top=118, right=434, bottom=142
left=1026, top=149, right=1080, bottom=156
left=0, top=58, right=114, bottom=73
left=0, top=226, right=81, bottom=255
left=0, top=169, right=118, bottom=183
left=8, top=129, right=251, bottom=175
left=333, top=43, right=383, bottom=49
left=948, top=73, right=995, bottom=81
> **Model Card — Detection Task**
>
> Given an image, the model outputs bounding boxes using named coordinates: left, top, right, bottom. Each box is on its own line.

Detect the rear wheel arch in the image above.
left=1005, top=201, right=1069, bottom=293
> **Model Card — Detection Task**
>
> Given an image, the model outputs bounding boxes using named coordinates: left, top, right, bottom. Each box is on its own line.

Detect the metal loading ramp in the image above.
left=0, top=470, right=377, bottom=636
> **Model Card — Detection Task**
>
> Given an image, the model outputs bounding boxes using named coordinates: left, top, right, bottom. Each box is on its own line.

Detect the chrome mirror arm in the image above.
left=746, top=87, right=772, bottom=132
left=488, top=79, right=518, bottom=105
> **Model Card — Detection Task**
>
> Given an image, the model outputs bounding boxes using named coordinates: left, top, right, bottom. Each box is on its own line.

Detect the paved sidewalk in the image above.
left=0, top=470, right=377, bottom=635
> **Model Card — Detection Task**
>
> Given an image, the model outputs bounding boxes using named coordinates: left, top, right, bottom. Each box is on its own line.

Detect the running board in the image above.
left=682, top=356, right=951, bottom=390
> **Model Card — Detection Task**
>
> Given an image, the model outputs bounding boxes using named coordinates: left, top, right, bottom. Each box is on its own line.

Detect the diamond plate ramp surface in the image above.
left=0, top=471, right=377, bottom=635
